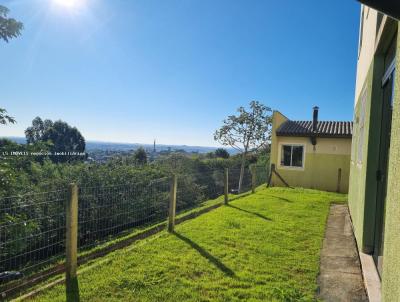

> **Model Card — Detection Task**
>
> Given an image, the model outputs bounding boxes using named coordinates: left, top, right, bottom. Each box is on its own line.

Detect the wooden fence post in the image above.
left=267, top=164, right=274, bottom=187
left=168, top=174, right=177, bottom=232
left=66, top=183, right=79, bottom=300
left=224, top=168, right=229, bottom=204
left=337, top=168, right=342, bottom=193
left=251, top=165, right=256, bottom=194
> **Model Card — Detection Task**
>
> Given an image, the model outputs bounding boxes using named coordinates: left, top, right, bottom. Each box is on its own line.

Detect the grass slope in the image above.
left=29, top=187, right=346, bottom=302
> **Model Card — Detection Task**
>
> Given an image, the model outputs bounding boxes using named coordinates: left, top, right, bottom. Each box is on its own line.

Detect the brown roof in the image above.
left=276, top=120, right=353, bottom=138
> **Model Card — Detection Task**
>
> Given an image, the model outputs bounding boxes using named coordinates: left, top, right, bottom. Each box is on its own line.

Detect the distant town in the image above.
left=3, top=136, right=236, bottom=163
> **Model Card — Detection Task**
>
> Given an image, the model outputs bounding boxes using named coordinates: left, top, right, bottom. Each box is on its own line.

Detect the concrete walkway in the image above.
left=317, top=204, right=368, bottom=301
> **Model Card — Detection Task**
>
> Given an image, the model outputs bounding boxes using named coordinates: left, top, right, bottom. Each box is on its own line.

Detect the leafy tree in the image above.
left=205, top=152, right=215, bottom=159
left=0, top=139, right=51, bottom=197
left=25, top=117, right=53, bottom=144
left=134, top=147, right=148, bottom=165
left=255, top=144, right=270, bottom=166
left=1, top=5, right=22, bottom=131
left=0, top=5, right=23, bottom=42
left=215, top=148, right=230, bottom=159
left=0, top=108, right=16, bottom=125
left=214, top=100, right=272, bottom=192
left=25, top=117, right=86, bottom=163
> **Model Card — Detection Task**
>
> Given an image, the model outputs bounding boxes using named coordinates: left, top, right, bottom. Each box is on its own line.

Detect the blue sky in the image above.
left=1, top=0, right=360, bottom=147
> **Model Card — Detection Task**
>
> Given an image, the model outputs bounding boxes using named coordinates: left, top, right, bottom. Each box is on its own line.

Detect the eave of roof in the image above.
left=276, top=133, right=352, bottom=139
left=358, top=0, right=400, bottom=20
left=276, top=120, right=353, bottom=138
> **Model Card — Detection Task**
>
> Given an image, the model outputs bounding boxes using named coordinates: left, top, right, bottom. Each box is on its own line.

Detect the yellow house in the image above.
left=270, top=107, right=353, bottom=193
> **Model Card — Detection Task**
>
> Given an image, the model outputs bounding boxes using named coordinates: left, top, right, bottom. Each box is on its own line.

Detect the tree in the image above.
left=0, top=5, right=23, bottom=43
left=25, top=117, right=86, bottom=163
left=214, top=100, right=272, bottom=192
left=134, top=147, right=147, bottom=165
left=25, top=117, right=53, bottom=143
left=1, top=7, right=22, bottom=128
left=215, top=148, right=230, bottom=159
left=0, top=108, right=16, bottom=125
left=205, top=152, right=215, bottom=159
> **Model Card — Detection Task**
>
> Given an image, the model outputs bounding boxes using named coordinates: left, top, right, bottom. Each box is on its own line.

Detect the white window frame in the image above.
left=278, top=143, right=306, bottom=170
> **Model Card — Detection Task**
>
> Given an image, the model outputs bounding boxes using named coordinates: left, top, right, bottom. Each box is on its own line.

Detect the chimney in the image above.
left=312, top=106, right=319, bottom=133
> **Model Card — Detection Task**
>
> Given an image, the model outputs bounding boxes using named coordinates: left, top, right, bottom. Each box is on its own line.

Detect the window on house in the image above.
left=281, top=145, right=304, bottom=168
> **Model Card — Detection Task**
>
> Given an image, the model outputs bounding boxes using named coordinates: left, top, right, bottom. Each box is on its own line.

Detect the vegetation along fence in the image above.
left=0, top=165, right=269, bottom=299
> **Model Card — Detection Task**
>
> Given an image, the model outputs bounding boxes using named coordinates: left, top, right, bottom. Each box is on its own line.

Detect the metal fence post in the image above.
left=251, top=165, right=256, bottom=193
left=224, top=168, right=229, bottom=204
left=66, top=183, right=79, bottom=300
left=168, top=174, right=177, bottom=232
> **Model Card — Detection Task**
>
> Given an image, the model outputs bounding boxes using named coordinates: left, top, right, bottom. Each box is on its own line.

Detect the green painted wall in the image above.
left=381, top=31, right=400, bottom=302
left=348, top=20, right=400, bottom=301
left=348, top=58, right=384, bottom=253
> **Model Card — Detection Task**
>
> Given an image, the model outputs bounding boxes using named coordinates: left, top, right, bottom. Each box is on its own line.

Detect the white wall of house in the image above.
left=355, top=5, right=379, bottom=104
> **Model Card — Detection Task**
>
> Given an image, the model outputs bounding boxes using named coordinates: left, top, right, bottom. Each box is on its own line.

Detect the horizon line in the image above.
left=1, top=136, right=229, bottom=150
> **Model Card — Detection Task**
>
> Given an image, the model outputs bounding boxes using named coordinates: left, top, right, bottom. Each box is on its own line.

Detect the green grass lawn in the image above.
left=28, top=187, right=346, bottom=302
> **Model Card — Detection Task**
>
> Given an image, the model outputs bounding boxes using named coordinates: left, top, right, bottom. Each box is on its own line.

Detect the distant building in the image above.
left=270, top=107, right=353, bottom=193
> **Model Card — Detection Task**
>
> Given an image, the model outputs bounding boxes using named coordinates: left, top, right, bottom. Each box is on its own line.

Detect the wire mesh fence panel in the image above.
left=78, top=177, right=170, bottom=251
left=228, top=168, right=252, bottom=194
left=0, top=166, right=263, bottom=295
left=254, top=165, right=269, bottom=187
left=0, top=190, right=67, bottom=288
left=176, top=169, right=225, bottom=214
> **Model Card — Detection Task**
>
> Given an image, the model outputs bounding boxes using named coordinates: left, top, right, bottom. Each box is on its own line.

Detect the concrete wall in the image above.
left=270, top=112, right=352, bottom=193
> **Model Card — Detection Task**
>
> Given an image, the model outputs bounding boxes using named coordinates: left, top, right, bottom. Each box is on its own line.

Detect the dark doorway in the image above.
left=373, top=36, right=396, bottom=278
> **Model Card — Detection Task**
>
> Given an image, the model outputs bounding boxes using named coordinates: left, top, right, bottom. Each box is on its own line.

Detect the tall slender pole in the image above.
left=251, top=165, right=256, bottom=193
left=66, top=183, right=79, bottom=301
left=224, top=168, right=229, bottom=204
left=168, top=174, right=177, bottom=232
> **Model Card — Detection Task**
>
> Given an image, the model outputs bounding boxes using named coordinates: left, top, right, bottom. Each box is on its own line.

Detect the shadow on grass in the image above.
left=173, top=232, right=236, bottom=277
left=229, top=191, right=252, bottom=201
left=227, top=204, right=272, bottom=221
left=265, top=194, right=293, bottom=203
left=66, top=277, right=80, bottom=302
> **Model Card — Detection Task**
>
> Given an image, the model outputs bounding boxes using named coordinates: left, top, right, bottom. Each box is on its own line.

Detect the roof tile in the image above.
left=276, top=120, right=353, bottom=138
